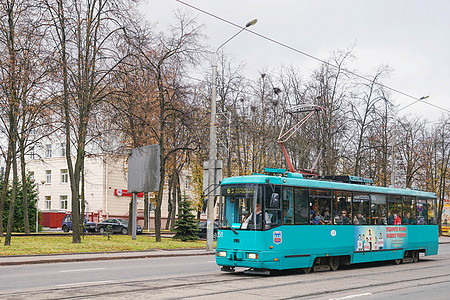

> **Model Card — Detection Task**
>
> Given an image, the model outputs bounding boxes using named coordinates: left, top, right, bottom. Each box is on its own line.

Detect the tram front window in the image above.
left=219, top=184, right=280, bottom=230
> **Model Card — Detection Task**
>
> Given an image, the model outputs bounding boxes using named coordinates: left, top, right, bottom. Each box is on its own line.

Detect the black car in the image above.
left=97, top=218, right=142, bottom=235
left=196, top=221, right=218, bottom=239
left=61, top=215, right=97, bottom=233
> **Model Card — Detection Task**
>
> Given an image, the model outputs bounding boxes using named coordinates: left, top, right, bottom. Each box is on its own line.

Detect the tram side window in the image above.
left=427, top=198, right=437, bottom=225
left=387, top=195, right=403, bottom=225
left=282, top=187, right=294, bottom=224
left=370, top=194, right=387, bottom=225
left=333, top=191, right=352, bottom=225
left=293, top=187, right=308, bottom=225
left=416, top=198, right=427, bottom=224
left=403, top=196, right=416, bottom=225
left=310, top=189, right=332, bottom=224
left=353, top=193, right=370, bottom=225
left=265, top=185, right=282, bottom=228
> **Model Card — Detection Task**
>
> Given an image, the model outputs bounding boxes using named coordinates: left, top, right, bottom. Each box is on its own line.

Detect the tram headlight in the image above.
left=248, top=253, right=258, bottom=260
left=218, top=251, right=227, bottom=257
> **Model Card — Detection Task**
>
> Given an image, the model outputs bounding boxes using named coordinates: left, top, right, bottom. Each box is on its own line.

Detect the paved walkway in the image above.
left=0, top=236, right=448, bottom=266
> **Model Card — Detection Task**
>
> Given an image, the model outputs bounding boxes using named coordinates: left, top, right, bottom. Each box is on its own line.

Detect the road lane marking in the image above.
left=57, top=280, right=113, bottom=287
left=60, top=268, right=107, bottom=273
left=329, top=293, right=373, bottom=300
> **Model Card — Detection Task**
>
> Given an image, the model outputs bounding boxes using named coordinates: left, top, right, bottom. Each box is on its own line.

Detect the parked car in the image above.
left=61, top=215, right=97, bottom=233
left=97, top=218, right=142, bottom=235
left=196, top=221, right=218, bottom=239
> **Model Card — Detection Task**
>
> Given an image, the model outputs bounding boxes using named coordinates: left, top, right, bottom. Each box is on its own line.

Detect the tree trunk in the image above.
left=4, top=1, right=19, bottom=245
left=155, top=68, right=166, bottom=242
left=5, top=129, right=18, bottom=246
left=173, top=177, right=181, bottom=231
left=144, top=193, right=149, bottom=231
left=20, top=147, right=30, bottom=234
left=0, top=140, right=13, bottom=237
left=165, top=174, right=173, bottom=230
left=128, top=199, right=133, bottom=234
left=80, top=166, right=86, bottom=236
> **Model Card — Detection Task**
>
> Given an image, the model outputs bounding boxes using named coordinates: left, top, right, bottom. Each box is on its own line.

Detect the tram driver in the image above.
left=242, top=202, right=271, bottom=229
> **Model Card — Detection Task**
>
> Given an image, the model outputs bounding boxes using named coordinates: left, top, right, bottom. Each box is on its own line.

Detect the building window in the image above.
left=61, top=169, right=68, bottom=183
left=45, top=196, right=51, bottom=209
left=29, top=146, right=35, bottom=159
left=61, top=143, right=66, bottom=157
left=46, top=170, right=51, bottom=184
left=60, top=195, right=68, bottom=210
left=29, top=171, right=35, bottom=180
left=185, top=176, right=192, bottom=190
left=46, top=144, right=52, bottom=158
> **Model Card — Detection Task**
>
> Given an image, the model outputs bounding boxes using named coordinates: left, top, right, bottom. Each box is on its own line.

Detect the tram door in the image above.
left=293, top=188, right=309, bottom=224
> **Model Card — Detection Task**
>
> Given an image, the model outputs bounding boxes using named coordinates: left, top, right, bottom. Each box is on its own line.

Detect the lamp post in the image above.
left=206, top=19, right=257, bottom=252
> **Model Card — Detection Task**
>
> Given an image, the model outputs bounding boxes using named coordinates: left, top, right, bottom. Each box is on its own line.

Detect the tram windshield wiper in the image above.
left=231, top=227, right=238, bottom=235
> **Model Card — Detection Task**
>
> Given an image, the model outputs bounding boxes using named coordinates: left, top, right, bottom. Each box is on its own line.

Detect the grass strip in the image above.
left=0, top=235, right=210, bottom=256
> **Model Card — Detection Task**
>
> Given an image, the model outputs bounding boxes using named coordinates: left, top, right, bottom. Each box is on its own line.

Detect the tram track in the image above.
left=1, top=255, right=449, bottom=299
left=283, top=272, right=450, bottom=300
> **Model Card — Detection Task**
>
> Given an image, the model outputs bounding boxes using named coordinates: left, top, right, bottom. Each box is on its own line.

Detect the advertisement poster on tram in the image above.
left=442, top=199, right=450, bottom=235
left=442, top=199, right=450, bottom=225
left=354, top=226, right=408, bottom=251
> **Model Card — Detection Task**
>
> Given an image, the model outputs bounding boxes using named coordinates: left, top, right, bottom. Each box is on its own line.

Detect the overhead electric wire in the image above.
left=175, top=0, right=450, bottom=114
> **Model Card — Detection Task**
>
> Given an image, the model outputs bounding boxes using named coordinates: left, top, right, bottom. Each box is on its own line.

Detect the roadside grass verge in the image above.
left=0, top=235, right=210, bottom=256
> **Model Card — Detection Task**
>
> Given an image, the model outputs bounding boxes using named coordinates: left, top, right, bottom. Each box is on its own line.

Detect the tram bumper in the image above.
left=216, top=249, right=280, bottom=269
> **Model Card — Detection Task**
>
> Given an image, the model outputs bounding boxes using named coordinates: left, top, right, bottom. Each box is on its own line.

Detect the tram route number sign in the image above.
left=225, top=187, right=255, bottom=195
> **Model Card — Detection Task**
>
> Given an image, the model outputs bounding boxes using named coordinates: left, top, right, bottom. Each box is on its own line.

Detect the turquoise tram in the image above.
left=215, top=169, right=439, bottom=274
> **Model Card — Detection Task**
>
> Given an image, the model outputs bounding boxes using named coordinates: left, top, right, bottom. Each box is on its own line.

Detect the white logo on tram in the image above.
left=331, top=230, right=336, bottom=237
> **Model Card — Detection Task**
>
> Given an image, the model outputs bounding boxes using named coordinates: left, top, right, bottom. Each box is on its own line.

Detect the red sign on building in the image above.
left=114, top=189, right=144, bottom=197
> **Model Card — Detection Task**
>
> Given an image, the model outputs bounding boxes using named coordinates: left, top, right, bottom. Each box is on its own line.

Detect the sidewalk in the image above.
left=439, top=235, right=450, bottom=244
left=0, top=248, right=214, bottom=266
left=1, top=236, right=449, bottom=267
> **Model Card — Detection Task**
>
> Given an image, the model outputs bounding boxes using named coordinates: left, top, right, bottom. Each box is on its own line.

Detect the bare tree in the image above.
left=0, top=0, right=21, bottom=244
left=44, top=0, right=133, bottom=243
left=308, top=49, right=354, bottom=175
left=396, top=116, right=427, bottom=188
left=349, top=66, right=390, bottom=177
left=122, top=11, right=204, bottom=241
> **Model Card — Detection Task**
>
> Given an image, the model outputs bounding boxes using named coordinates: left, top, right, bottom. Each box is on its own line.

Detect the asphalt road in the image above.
left=1, top=243, right=449, bottom=299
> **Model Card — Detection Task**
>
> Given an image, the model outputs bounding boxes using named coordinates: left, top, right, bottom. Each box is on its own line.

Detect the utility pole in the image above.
left=205, top=19, right=257, bottom=252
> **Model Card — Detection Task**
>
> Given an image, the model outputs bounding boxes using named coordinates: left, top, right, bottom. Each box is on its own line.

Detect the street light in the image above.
left=206, top=19, right=257, bottom=252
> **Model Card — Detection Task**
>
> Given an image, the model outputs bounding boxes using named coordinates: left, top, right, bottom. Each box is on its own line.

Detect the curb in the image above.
left=0, top=251, right=215, bottom=266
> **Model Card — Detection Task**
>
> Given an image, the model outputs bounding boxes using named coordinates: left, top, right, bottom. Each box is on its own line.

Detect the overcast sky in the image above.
left=141, top=0, right=449, bottom=121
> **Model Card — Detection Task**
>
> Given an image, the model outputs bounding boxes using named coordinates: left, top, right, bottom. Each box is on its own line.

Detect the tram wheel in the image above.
left=329, top=257, right=339, bottom=271
left=412, top=251, right=419, bottom=263
left=394, top=259, right=402, bottom=265
left=302, top=267, right=312, bottom=274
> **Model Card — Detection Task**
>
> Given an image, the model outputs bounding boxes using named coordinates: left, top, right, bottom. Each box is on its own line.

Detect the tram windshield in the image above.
left=219, top=184, right=281, bottom=230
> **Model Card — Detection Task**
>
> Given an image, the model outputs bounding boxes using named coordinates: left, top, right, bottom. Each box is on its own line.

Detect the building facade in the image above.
left=26, top=142, right=197, bottom=228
